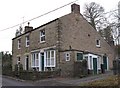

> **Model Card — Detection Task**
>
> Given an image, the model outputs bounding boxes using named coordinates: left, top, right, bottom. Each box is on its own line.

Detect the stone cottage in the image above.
left=12, top=3, right=115, bottom=77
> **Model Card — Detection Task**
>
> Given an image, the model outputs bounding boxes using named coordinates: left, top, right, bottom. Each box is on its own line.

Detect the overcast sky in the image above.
left=0, top=0, right=120, bottom=53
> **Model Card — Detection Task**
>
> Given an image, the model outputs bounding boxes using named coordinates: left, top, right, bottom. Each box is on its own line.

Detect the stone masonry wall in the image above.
left=12, top=19, right=59, bottom=70
left=59, top=13, right=115, bottom=69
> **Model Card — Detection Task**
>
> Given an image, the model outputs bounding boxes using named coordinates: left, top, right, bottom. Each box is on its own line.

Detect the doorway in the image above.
left=41, top=53, right=44, bottom=71
left=103, top=56, right=107, bottom=70
left=25, top=55, right=29, bottom=70
left=93, top=58, right=97, bottom=74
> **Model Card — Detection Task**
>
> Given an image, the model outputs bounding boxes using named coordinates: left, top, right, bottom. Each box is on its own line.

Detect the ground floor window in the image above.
left=46, top=50, right=55, bottom=67
left=31, top=52, right=39, bottom=68
left=17, top=57, right=20, bottom=64
left=65, top=52, right=70, bottom=61
left=77, top=53, right=83, bottom=61
left=89, top=56, right=92, bottom=69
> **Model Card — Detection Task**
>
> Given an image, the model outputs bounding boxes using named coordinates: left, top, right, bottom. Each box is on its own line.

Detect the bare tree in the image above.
left=83, top=2, right=108, bottom=31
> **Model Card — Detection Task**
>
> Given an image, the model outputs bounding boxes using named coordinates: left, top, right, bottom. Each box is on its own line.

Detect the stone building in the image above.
left=12, top=3, right=115, bottom=77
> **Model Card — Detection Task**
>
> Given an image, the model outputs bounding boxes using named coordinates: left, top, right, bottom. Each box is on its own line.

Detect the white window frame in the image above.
left=17, top=57, right=20, bottom=64
left=96, top=39, right=100, bottom=47
left=65, top=52, right=70, bottom=61
left=89, top=56, right=92, bottom=69
left=18, top=38, right=21, bottom=49
left=31, top=53, right=39, bottom=67
left=46, top=50, right=55, bottom=67
left=40, top=29, right=45, bottom=43
left=26, top=35, right=29, bottom=47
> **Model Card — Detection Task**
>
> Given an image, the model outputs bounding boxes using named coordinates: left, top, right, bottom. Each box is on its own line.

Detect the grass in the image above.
left=81, top=75, right=119, bottom=86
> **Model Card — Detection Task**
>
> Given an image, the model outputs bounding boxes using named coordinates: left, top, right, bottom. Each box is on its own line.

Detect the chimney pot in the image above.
left=71, top=3, right=80, bottom=13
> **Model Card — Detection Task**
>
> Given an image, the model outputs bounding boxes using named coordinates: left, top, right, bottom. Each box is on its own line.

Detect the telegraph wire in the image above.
left=0, top=0, right=78, bottom=32
left=0, top=0, right=119, bottom=32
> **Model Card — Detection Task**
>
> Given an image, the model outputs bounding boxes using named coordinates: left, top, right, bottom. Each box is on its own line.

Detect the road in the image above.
left=2, top=76, right=34, bottom=86
left=2, top=76, right=71, bottom=87
left=2, top=71, right=113, bottom=87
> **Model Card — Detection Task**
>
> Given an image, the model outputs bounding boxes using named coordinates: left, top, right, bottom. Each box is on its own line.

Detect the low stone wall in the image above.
left=16, top=70, right=60, bottom=80
left=3, top=70, right=60, bottom=80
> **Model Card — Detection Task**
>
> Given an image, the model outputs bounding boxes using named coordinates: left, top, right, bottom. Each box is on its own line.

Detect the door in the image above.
left=93, top=58, right=97, bottom=74
left=41, top=53, right=44, bottom=71
left=25, top=55, right=29, bottom=70
left=103, top=56, right=107, bottom=70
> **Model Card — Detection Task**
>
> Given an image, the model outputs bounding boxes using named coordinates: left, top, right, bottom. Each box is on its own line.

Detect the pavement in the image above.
left=2, top=71, right=113, bottom=86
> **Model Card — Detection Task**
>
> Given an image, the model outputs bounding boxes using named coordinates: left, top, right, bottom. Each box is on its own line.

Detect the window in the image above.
left=31, top=53, right=39, bottom=67
left=40, top=29, right=45, bottom=43
left=65, top=52, right=70, bottom=61
left=90, top=56, right=92, bottom=69
left=46, top=50, right=55, bottom=67
left=18, top=39, right=21, bottom=49
left=26, top=35, right=29, bottom=47
left=84, top=56, right=88, bottom=60
left=17, top=57, right=20, bottom=64
left=96, top=39, right=100, bottom=47
left=77, top=53, right=83, bottom=61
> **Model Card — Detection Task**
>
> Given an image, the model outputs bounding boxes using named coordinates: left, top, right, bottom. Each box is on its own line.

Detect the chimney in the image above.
left=71, top=3, right=80, bottom=13
left=24, top=22, right=33, bottom=33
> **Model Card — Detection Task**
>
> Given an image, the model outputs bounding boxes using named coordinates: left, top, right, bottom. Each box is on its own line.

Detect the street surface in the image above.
left=2, top=76, right=34, bottom=86
left=2, top=71, right=113, bottom=87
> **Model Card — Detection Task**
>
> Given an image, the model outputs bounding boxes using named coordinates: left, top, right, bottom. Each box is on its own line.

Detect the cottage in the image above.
left=12, top=3, right=115, bottom=77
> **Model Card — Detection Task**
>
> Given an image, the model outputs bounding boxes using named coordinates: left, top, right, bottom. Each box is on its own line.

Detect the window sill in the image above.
left=66, top=60, right=70, bottom=61
left=26, top=45, right=29, bottom=47
left=40, top=41, right=46, bottom=44
left=76, top=60, right=83, bottom=62
left=96, top=45, right=101, bottom=48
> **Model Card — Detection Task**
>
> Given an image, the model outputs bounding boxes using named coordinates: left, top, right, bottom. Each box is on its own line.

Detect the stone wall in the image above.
left=59, top=13, right=115, bottom=69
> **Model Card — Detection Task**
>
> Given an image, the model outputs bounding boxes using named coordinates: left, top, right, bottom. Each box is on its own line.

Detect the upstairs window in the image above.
left=96, top=39, right=100, bottom=47
left=18, top=38, right=21, bottom=49
left=26, top=35, right=29, bottom=47
left=40, top=29, right=45, bottom=43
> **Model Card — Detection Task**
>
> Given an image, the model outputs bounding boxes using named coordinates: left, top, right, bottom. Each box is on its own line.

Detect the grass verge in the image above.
left=81, top=75, right=119, bottom=86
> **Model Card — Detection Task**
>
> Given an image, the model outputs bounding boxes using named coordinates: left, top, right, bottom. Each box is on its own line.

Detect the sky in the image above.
left=0, top=0, right=120, bottom=53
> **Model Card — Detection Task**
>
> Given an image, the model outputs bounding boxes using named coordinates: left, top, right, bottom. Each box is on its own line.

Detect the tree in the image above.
left=103, top=26, right=114, bottom=45
left=2, top=52, right=12, bottom=76
left=83, top=2, right=108, bottom=31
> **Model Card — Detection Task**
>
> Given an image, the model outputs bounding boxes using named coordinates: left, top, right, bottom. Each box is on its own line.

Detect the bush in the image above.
left=74, top=59, right=88, bottom=77
left=2, top=63, right=12, bottom=76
